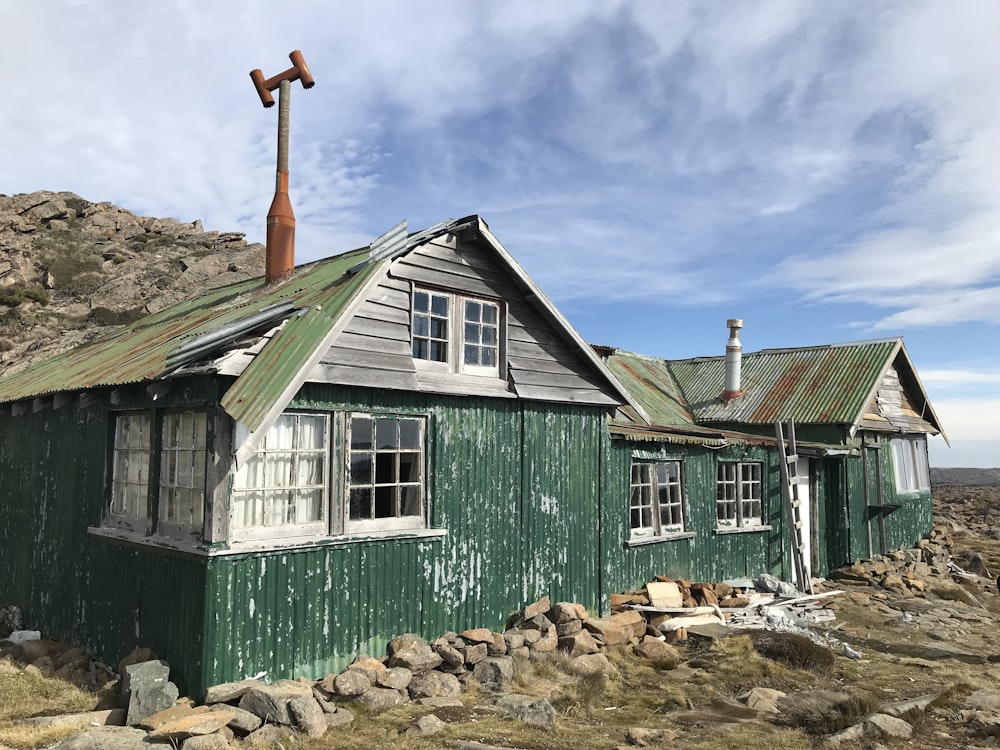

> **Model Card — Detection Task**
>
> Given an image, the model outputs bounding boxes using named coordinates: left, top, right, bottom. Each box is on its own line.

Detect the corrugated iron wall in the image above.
left=600, top=439, right=788, bottom=595
left=0, top=392, right=209, bottom=695
left=200, top=385, right=605, bottom=691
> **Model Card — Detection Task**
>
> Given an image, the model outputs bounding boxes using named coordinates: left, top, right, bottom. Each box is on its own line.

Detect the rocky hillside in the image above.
left=0, top=191, right=265, bottom=377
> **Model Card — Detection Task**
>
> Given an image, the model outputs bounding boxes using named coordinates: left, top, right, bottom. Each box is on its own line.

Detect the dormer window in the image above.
left=412, top=287, right=501, bottom=378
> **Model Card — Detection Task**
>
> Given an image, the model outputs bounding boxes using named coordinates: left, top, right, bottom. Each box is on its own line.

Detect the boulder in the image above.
left=740, top=687, right=786, bottom=714
left=238, top=682, right=312, bottom=726
left=584, top=617, right=629, bottom=646
left=495, top=693, right=556, bottom=730
left=121, top=660, right=179, bottom=726
left=376, top=666, right=412, bottom=690
left=409, top=670, right=461, bottom=699
left=333, top=668, right=374, bottom=696
left=633, top=638, right=680, bottom=663
left=288, top=695, right=327, bottom=738
left=863, top=713, right=913, bottom=740
left=50, top=726, right=149, bottom=749
left=473, top=656, right=513, bottom=690
left=203, top=679, right=261, bottom=704
left=558, top=629, right=599, bottom=656
left=180, top=734, right=231, bottom=750
left=326, top=707, right=355, bottom=728
left=360, top=687, right=407, bottom=714
left=460, top=628, right=495, bottom=644
left=406, top=713, right=447, bottom=736
left=571, top=653, right=616, bottom=675
left=387, top=633, right=442, bottom=673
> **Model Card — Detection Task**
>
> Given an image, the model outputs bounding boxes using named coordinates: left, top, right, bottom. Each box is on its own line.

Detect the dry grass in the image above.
left=0, top=662, right=98, bottom=749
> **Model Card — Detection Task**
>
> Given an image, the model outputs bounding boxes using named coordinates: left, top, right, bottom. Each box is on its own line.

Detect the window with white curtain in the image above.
left=232, top=413, right=328, bottom=536
left=890, top=436, right=930, bottom=493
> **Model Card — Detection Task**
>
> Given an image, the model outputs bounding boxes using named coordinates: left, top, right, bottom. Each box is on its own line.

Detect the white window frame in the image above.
left=716, top=462, right=763, bottom=529
left=890, top=436, right=930, bottom=493
left=630, top=461, right=687, bottom=539
left=411, top=286, right=502, bottom=379
left=345, top=413, right=427, bottom=534
left=109, top=412, right=154, bottom=533
left=230, top=413, right=329, bottom=541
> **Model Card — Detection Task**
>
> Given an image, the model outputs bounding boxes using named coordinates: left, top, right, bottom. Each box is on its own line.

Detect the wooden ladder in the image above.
left=775, top=420, right=813, bottom=594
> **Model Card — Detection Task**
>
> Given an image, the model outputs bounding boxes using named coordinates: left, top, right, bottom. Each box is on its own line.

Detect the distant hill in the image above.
left=0, top=191, right=264, bottom=377
left=931, top=467, right=1000, bottom=486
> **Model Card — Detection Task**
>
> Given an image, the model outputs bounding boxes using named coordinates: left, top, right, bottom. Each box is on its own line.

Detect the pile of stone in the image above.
left=21, top=596, right=683, bottom=749
left=828, top=525, right=957, bottom=596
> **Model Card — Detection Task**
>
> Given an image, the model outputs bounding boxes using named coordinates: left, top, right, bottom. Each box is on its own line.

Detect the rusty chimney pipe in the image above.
left=250, top=50, right=315, bottom=285
left=722, top=318, right=744, bottom=402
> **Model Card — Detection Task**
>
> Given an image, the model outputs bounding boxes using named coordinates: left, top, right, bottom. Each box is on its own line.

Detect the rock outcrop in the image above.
left=0, top=191, right=264, bottom=376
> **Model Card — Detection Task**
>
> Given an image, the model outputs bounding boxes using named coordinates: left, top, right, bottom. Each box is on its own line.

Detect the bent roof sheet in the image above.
left=0, top=246, right=379, bottom=407
left=603, top=349, right=695, bottom=428
left=666, top=339, right=902, bottom=425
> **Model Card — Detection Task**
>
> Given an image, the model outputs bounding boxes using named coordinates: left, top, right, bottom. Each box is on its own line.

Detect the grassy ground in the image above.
left=2, top=484, right=999, bottom=749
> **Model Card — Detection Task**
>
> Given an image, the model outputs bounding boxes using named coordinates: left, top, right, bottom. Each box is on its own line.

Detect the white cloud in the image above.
left=921, top=369, right=1000, bottom=387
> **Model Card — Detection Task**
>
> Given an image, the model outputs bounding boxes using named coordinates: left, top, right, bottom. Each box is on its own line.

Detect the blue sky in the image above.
left=2, top=1, right=998, bottom=466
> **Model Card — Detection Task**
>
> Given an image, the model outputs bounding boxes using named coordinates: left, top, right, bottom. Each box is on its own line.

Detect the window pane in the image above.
left=481, top=348, right=496, bottom=367
left=400, top=486, right=421, bottom=516
left=412, top=339, right=427, bottom=359
left=482, top=304, right=497, bottom=325
left=351, top=418, right=373, bottom=451
left=298, top=416, right=325, bottom=449
left=399, top=421, right=420, bottom=450
left=295, top=490, right=323, bottom=523
left=398, top=452, right=421, bottom=483
left=430, top=294, right=449, bottom=316
left=350, top=488, right=371, bottom=520
left=374, top=486, right=395, bottom=518
left=376, top=419, right=399, bottom=450
left=297, top=454, right=323, bottom=486
left=351, top=453, right=372, bottom=485
left=464, top=344, right=479, bottom=366
left=413, top=291, right=428, bottom=312
left=482, top=326, right=496, bottom=346
left=375, top=452, right=396, bottom=483
left=430, top=341, right=447, bottom=361
left=464, top=322, right=480, bottom=344
left=413, top=315, right=429, bottom=337
left=430, top=318, right=448, bottom=339
left=465, top=300, right=481, bottom=322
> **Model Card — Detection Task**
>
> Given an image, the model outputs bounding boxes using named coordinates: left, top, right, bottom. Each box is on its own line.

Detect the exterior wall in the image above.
left=600, top=439, right=789, bottom=597
left=0, top=379, right=216, bottom=695
left=200, top=383, right=605, bottom=693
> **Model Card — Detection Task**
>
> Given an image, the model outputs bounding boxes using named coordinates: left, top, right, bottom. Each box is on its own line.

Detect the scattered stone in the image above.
left=406, top=713, right=447, bottom=736
left=460, top=628, right=495, bottom=644
left=740, top=687, right=786, bottom=715
left=333, top=667, right=374, bottom=696
left=50, top=726, right=149, bottom=750
left=571, top=653, right=616, bottom=675
left=863, top=713, right=913, bottom=740
left=625, top=726, right=676, bottom=746
left=633, top=638, right=679, bottom=662
left=418, top=696, right=464, bottom=708
left=558, top=628, right=600, bottom=656
left=203, top=679, right=261, bottom=704
left=326, top=707, right=355, bottom=728
left=495, top=693, right=556, bottom=730
left=521, top=596, right=552, bottom=621
left=121, top=660, right=179, bottom=726
left=238, top=681, right=312, bottom=726
left=377, top=666, right=412, bottom=690
left=209, top=704, right=261, bottom=734
left=180, top=734, right=231, bottom=750
left=147, top=708, right=235, bottom=740
left=23, top=709, right=126, bottom=729
left=243, top=723, right=297, bottom=749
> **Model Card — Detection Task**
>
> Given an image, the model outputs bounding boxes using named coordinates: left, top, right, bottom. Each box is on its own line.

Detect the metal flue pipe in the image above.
left=250, top=50, right=315, bottom=285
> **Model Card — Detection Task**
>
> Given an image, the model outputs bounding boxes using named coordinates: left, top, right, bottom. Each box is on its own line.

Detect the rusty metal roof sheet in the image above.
left=0, top=246, right=379, bottom=412
left=665, top=339, right=903, bottom=425
left=603, top=350, right=695, bottom=428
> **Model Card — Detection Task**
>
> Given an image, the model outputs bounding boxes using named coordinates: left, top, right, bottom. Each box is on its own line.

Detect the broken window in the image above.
left=110, top=412, right=153, bottom=531
left=716, top=462, right=762, bottom=528
left=890, top=436, right=930, bottom=493
left=231, top=413, right=328, bottom=536
left=412, top=287, right=501, bottom=377
left=159, top=411, right=208, bottom=532
left=108, top=409, right=209, bottom=538
left=630, top=461, right=686, bottom=538
left=347, top=414, right=425, bottom=533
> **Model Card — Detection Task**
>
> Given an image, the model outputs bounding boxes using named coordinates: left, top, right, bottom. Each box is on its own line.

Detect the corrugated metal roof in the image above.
left=603, top=350, right=694, bottom=427
left=0, top=246, right=379, bottom=407
left=666, top=339, right=902, bottom=425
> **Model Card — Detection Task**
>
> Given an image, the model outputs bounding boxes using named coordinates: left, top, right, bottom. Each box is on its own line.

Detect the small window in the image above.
left=717, top=462, right=762, bottom=528
left=411, top=287, right=501, bottom=377
left=890, top=436, right=930, bottom=493
left=630, top=461, right=686, bottom=538
left=159, top=411, right=208, bottom=531
left=347, top=414, right=425, bottom=533
left=232, top=413, right=328, bottom=536
left=110, top=413, right=153, bottom=530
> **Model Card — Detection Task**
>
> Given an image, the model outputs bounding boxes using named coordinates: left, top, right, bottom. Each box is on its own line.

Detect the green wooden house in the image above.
left=598, top=319, right=946, bottom=589
left=0, top=216, right=645, bottom=696
left=0, top=218, right=945, bottom=696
